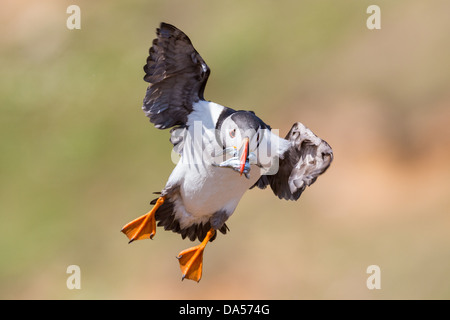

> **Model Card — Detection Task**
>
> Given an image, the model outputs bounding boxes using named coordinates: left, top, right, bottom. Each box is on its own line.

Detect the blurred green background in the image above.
left=1, top=0, right=449, bottom=299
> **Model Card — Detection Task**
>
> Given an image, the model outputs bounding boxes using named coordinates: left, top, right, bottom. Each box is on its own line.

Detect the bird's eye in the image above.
left=229, top=129, right=236, bottom=138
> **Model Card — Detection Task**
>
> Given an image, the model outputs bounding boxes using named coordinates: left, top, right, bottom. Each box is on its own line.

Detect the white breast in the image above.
left=170, top=161, right=261, bottom=229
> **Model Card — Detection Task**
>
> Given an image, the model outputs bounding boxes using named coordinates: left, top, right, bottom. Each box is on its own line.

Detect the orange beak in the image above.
left=239, top=137, right=249, bottom=176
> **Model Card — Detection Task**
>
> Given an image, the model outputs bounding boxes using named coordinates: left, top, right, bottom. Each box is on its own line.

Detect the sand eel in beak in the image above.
left=121, top=23, right=333, bottom=282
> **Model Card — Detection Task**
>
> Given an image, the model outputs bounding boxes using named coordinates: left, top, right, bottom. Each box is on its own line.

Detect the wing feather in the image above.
left=253, top=122, right=333, bottom=201
left=142, top=23, right=210, bottom=129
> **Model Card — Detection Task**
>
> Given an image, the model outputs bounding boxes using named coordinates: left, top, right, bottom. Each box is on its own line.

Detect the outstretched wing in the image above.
left=253, top=122, right=333, bottom=200
left=142, top=22, right=210, bottom=129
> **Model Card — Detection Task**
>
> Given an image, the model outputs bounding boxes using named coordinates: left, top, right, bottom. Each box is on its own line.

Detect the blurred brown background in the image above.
left=1, top=0, right=449, bottom=299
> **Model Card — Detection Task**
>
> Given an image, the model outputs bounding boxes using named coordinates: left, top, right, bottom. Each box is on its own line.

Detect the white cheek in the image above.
left=236, top=131, right=244, bottom=144
left=223, top=135, right=235, bottom=149
left=227, top=134, right=240, bottom=148
left=228, top=137, right=235, bottom=147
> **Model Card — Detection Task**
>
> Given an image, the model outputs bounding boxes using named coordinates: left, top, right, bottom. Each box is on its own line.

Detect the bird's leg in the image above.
left=176, top=228, right=216, bottom=282
left=121, top=196, right=165, bottom=243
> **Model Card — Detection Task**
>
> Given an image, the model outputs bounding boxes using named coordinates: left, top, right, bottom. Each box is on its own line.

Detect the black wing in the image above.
left=142, top=22, right=210, bottom=129
left=253, top=122, right=333, bottom=200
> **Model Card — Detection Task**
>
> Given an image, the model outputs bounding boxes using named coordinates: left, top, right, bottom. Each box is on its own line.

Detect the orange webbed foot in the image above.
left=121, top=196, right=165, bottom=243
left=176, top=228, right=215, bottom=282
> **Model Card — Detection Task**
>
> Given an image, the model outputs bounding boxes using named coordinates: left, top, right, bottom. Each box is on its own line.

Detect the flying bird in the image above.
left=121, top=22, right=333, bottom=282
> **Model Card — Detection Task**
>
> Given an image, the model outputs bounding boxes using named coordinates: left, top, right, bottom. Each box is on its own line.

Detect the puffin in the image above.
left=121, top=22, right=333, bottom=282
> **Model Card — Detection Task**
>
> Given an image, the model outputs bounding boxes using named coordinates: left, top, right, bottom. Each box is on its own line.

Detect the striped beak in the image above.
left=238, top=137, right=249, bottom=176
